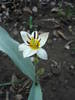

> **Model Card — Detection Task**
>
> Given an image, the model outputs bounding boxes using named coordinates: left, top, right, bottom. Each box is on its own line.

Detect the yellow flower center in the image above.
left=29, top=37, right=40, bottom=50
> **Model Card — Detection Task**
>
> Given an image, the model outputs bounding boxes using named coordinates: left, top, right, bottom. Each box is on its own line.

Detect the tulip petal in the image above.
left=31, top=31, right=38, bottom=39
left=39, top=32, right=49, bottom=47
left=19, top=43, right=27, bottom=51
left=23, top=46, right=37, bottom=58
left=20, top=31, right=31, bottom=44
left=37, top=48, right=48, bottom=60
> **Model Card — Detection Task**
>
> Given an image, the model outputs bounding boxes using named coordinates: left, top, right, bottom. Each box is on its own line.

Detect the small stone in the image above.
left=70, top=65, right=74, bottom=69
left=32, top=6, right=38, bottom=13
left=68, top=25, right=72, bottom=32
left=53, top=38, right=57, bottom=41
left=13, top=29, right=18, bottom=35
left=6, top=11, right=9, bottom=16
left=65, top=45, right=70, bottom=50
left=1, top=4, right=6, bottom=9
left=50, top=1, right=56, bottom=6
left=15, top=94, right=23, bottom=100
left=51, top=7, right=59, bottom=13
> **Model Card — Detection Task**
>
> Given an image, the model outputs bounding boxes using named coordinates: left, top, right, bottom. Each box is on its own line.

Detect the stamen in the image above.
left=37, top=34, right=39, bottom=39
left=34, top=32, right=36, bottom=39
left=29, top=37, right=40, bottom=50
left=27, top=34, right=31, bottom=40
left=26, top=41, right=30, bottom=44
left=39, top=38, right=41, bottom=42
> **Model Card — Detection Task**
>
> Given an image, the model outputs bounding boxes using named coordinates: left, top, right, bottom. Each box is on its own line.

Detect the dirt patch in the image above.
left=0, top=0, right=75, bottom=100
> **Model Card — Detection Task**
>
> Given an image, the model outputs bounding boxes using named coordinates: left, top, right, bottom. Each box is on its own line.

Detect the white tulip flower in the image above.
left=19, top=31, right=49, bottom=60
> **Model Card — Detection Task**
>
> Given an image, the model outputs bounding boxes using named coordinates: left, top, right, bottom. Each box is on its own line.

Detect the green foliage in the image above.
left=37, top=68, right=45, bottom=77
left=0, top=26, right=43, bottom=100
left=28, top=82, right=42, bottom=100
left=65, top=6, right=73, bottom=18
left=57, top=2, right=74, bottom=18
left=29, top=16, right=33, bottom=33
left=0, top=26, right=35, bottom=81
left=29, top=16, right=32, bottom=29
left=33, top=56, right=39, bottom=65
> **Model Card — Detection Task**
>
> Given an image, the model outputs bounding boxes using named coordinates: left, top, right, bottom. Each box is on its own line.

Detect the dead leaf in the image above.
left=6, top=91, right=9, bottom=100
left=57, top=30, right=69, bottom=40
left=23, top=7, right=32, bottom=14
left=15, top=94, right=23, bottom=100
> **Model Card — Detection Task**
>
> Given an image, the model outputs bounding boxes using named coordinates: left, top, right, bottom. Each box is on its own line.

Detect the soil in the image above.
left=0, top=0, right=75, bottom=100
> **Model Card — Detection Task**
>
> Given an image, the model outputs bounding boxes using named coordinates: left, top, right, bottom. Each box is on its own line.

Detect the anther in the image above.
left=34, top=32, right=36, bottom=39
left=26, top=41, right=30, bottom=44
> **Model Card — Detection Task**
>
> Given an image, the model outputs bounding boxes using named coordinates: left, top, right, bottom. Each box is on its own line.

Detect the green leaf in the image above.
left=28, top=82, right=42, bottom=100
left=0, top=26, right=35, bottom=81
left=37, top=68, right=45, bottom=77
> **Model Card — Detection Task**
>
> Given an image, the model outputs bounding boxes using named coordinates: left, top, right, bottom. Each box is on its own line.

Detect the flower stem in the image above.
left=29, top=16, right=33, bottom=33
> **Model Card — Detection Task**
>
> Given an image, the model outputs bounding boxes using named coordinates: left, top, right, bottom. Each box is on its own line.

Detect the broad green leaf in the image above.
left=0, top=26, right=35, bottom=81
left=28, top=82, right=42, bottom=100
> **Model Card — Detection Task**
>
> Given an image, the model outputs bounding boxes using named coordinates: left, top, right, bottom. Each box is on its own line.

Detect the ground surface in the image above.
left=0, top=0, right=75, bottom=100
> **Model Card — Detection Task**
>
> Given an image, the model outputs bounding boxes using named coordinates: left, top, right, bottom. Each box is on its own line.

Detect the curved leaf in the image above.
left=0, top=26, right=35, bottom=81
left=28, top=82, right=42, bottom=100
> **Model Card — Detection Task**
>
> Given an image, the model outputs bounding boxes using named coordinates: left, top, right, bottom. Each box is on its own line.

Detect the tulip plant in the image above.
left=0, top=17, right=49, bottom=100
left=19, top=31, right=49, bottom=60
